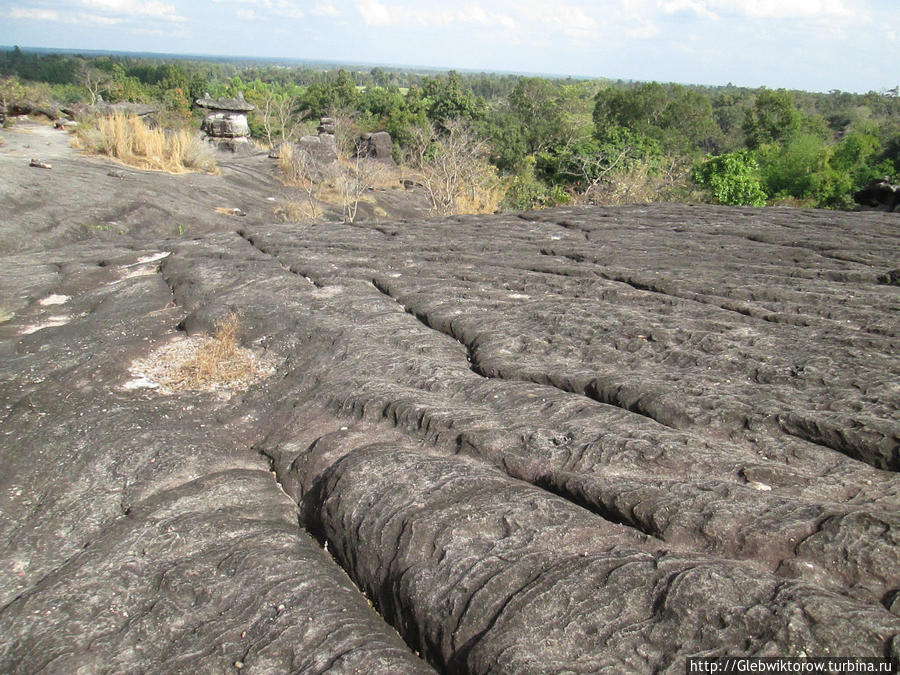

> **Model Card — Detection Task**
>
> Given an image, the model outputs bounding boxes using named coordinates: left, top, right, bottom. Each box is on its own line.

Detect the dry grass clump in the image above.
left=276, top=142, right=304, bottom=184
left=128, top=313, right=274, bottom=395
left=74, top=112, right=217, bottom=174
left=275, top=198, right=322, bottom=223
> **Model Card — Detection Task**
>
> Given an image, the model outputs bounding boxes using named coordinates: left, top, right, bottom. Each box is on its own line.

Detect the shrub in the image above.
left=692, top=150, right=767, bottom=206
left=129, top=312, right=274, bottom=394
left=275, top=198, right=322, bottom=223
left=73, top=112, right=217, bottom=174
left=502, top=156, right=571, bottom=210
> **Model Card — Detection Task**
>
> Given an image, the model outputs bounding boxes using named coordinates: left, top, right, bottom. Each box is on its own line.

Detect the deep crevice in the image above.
left=255, top=438, right=440, bottom=672
left=370, top=276, right=682, bottom=435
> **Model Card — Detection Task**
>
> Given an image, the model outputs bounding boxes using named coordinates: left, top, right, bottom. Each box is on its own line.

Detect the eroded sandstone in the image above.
left=0, top=128, right=898, bottom=672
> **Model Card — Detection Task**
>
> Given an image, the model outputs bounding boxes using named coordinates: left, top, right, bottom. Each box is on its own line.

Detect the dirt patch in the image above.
left=127, top=313, right=275, bottom=396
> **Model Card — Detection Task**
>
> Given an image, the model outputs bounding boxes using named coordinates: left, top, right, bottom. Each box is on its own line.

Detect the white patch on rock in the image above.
left=129, top=252, right=171, bottom=266
left=507, top=293, right=530, bottom=300
left=39, top=294, right=70, bottom=306
left=125, top=334, right=276, bottom=396
left=123, top=376, right=160, bottom=390
left=747, top=481, right=773, bottom=492
left=19, top=316, right=71, bottom=334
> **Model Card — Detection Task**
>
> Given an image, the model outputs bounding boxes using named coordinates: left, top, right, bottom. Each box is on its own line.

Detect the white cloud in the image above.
left=655, top=0, right=860, bottom=19
left=275, top=0, right=304, bottom=18
left=357, top=0, right=393, bottom=25
left=356, top=0, right=600, bottom=40
left=79, top=0, right=185, bottom=21
left=659, top=0, right=718, bottom=18
left=207, top=0, right=308, bottom=20
left=7, top=7, right=62, bottom=21
left=626, top=19, right=661, bottom=38
left=312, top=0, right=341, bottom=16
left=70, top=12, right=126, bottom=24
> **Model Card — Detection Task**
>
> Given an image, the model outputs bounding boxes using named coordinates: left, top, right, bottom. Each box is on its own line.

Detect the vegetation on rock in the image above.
left=73, top=112, right=217, bottom=174
left=2, top=47, right=898, bottom=212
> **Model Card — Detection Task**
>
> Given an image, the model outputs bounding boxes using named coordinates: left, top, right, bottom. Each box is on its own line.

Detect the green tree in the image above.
left=421, top=71, right=485, bottom=126
left=593, top=82, right=719, bottom=156
left=692, top=151, right=767, bottom=206
left=756, top=133, right=830, bottom=201
left=742, top=90, right=802, bottom=149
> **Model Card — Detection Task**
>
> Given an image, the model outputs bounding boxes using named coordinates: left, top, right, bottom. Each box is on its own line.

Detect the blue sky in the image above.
left=1, top=0, right=898, bottom=92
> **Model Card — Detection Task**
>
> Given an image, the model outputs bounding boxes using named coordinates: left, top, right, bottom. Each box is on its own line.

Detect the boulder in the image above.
left=201, top=111, right=251, bottom=139
left=360, top=131, right=394, bottom=164
left=195, top=92, right=255, bottom=144
left=318, top=116, right=336, bottom=136
left=854, top=178, right=899, bottom=212
left=290, top=134, right=340, bottom=181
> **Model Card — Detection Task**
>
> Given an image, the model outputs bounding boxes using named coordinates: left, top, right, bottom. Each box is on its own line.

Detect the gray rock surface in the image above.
left=854, top=178, right=899, bottom=212
left=360, top=131, right=394, bottom=163
left=196, top=93, right=255, bottom=142
left=0, top=120, right=898, bottom=673
left=294, top=133, right=340, bottom=179
left=201, top=111, right=252, bottom=140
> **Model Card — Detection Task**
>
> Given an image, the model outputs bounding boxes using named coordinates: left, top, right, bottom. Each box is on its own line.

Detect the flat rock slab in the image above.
left=0, top=162, right=898, bottom=674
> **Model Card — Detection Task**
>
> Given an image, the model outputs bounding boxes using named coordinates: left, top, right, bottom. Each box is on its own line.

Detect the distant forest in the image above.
left=2, top=46, right=899, bottom=211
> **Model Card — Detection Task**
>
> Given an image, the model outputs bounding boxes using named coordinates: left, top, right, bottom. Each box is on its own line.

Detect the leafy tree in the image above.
left=502, top=156, right=571, bottom=210
left=421, top=71, right=485, bottom=126
left=507, top=78, right=568, bottom=155
left=742, top=90, right=802, bottom=149
left=593, top=82, right=719, bottom=156
left=755, top=133, right=830, bottom=202
left=692, top=151, right=767, bottom=206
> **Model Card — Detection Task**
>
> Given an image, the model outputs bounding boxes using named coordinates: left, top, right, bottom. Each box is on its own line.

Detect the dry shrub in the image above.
left=276, top=142, right=302, bottom=184
left=407, top=121, right=502, bottom=216
left=74, top=112, right=217, bottom=174
left=173, top=313, right=246, bottom=389
left=452, top=177, right=505, bottom=215
left=275, top=198, right=322, bottom=223
left=129, top=312, right=274, bottom=394
left=583, top=161, right=692, bottom=206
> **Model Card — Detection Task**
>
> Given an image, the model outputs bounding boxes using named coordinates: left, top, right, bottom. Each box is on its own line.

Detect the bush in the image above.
left=692, top=150, right=767, bottom=206
left=502, top=156, right=571, bottom=210
left=73, top=112, right=217, bottom=174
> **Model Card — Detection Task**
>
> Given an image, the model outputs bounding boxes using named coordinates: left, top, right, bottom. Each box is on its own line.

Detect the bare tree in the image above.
left=558, top=145, right=630, bottom=203
left=77, top=65, right=111, bottom=105
left=337, top=147, right=386, bottom=223
left=407, top=120, right=501, bottom=215
left=276, top=143, right=331, bottom=222
left=260, top=93, right=307, bottom=148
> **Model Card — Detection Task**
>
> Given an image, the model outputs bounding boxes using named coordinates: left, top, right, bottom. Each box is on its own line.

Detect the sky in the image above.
left=1, top=0, right=898, bottom=93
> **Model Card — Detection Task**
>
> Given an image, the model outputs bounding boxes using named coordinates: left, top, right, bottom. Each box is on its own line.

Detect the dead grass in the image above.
left=127, top=312, right=274, bottom=395
left=275, top=198, right=322, bottom=223
left=73, top=112, right=217, bottom=174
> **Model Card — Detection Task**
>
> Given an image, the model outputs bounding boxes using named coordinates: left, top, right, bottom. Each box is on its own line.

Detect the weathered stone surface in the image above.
left=854, top=178, right=899, bottom=212
left=360, top=131, right=394, bottom=163
left=195, top=93, right=254, bottom=142
left=293, top=134, right=340, bottom=180
left=1, top=119, right=898, bottom=672
left=201, top=111, right=251, bottom=139
left=194, top=92, right=256, bottom=113
left=317, top=116, right=336, bottom=135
